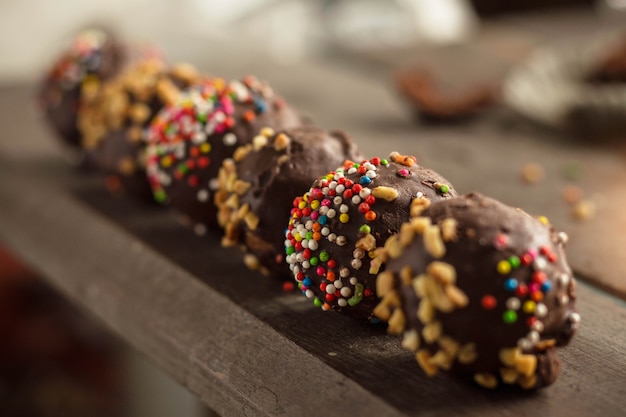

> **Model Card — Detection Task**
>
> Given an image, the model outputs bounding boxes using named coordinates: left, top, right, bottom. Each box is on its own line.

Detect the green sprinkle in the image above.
left=197, top=113, right=207, bottom=123
left=310, top=257, right=319, bottom=266
left=508, top=256, right=521, bottom=269
left=286, top=246, right=295, bottom=255
left=359, top=224, right=371, bottom=234
left=319, top=251, right=330, bottom=262
left=154, top=190, right=167, bottom=203
left=381, top=159, right=389, bottom=166
left=439, top=184, right=450, bottom=193
left=503, top=310, right=517, bottom=324
left=313, top=298, right=323, bottom=307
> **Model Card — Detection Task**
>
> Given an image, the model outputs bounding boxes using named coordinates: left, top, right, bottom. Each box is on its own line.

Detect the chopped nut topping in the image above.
left=402, top=330, right=420, bottom=351
left=372, top=186, right=399, bottom=201
left=474, top=373, right=498, bottom=389
left=416, top=350, right=438, bottom=377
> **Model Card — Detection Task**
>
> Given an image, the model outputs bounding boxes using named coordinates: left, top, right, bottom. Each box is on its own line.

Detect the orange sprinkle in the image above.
left=313, top=232, right=322, bottom=241
left=190, top=147, right=200, bottom=157
left=530, top=291, right=543, bottom=302
left=243, top=110, right=256, bottom=122
left=326, top=271, right=336, bottom=282
left=312, top=222, right=321, bottom=232
left=365, top=211, right=377, bottom=221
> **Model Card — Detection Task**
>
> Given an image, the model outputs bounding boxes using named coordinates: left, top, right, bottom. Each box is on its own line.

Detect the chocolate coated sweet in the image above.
left=39, top=29, right=125, bottom=152
left=145, top=76, right=302, bottom=230
left=374, top=193, right=579, bottom=389
left=285, top=153, right=457, bottom=320
left=215, top=126, right=363, bottom=278
left=79, top=58, right=205, bottom=199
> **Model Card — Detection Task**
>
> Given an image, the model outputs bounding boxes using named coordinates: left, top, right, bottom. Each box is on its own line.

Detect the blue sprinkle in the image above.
left=318, top=215, right=328, bottom=225
left=254, top=97, right=267, bottom=113
left=303, top=277, right=313, bottom=287
left=541, top=281, right=552, bottom=293
left=504, top=278, right=518, bottom=292
left=360, top=176, right=372, bottom=185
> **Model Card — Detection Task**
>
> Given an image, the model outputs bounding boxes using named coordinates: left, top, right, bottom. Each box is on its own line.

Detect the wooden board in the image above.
left=1, top=87, right=626, bottom=416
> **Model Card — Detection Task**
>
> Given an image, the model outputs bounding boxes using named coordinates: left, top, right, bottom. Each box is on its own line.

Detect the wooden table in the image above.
left=1, top=9, right=626, bottom=417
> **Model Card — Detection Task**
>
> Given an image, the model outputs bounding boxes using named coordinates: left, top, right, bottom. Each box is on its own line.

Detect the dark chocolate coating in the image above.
left=39, top=29, right=125, bottom=151
left=216, top=126, right=363, bottom=278
left=144, top=77, right=302, bottom=229
left=377, top=193, right=578, bottom=389
left=79, top=59, right=205, bottom=200
left=285, top=154, right=458, bottom=320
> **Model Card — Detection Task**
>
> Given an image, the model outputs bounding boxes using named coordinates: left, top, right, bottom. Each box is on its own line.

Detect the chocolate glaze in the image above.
left=79, top=58, right=205, bottom=199
left=145, top=77, right=302, bottom=229
left=377, top=193, right=578, bottom=389
left=286, top=153, right=458, bottom=320
left=39, top=29, right=125, bottom=151
left=216, top=126, right=363, bottom=278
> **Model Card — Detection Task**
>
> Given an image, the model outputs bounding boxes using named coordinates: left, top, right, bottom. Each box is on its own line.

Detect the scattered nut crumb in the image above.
left=562, top=185, right=583, bottom=204
left=520, top=162, right=544, bottom=184
left=573, top=199, right=596, bottom=221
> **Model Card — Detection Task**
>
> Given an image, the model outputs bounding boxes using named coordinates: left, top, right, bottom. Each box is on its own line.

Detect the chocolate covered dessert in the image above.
left=286, top=153, right=457, bottom=320
left=39, top=29, right=126, bottom=153
left=79, top=58, right=205, bottom=199
left=145, top=76, right=302, bottom=229
left=216, top=126, right=362, bottom=278
left=374, top=193, right=579, bottom=389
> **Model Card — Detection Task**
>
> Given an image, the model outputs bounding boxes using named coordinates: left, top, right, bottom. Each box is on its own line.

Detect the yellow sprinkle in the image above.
left=311, top=200, right=320, bottom=210
left=497, top=260, right=511, bottom=275
left=339, top=213, right=350, bottom=223
left=200, top=143, right=211, bottom=153
left=368, top=250, right=376, bottom=259
left=523, top=300, right=536, bottom=314
left=537, top=216, right=549, bottom=226
left=294, top=233, right=303, bottom=242
left=298, top=201, right=307, bottom=209
left=160, top=156, right=172, bottom=168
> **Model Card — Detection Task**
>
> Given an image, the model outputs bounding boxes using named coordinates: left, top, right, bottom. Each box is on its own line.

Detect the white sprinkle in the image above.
left=506, top=297, right=520, bottom=311
left=329, top=181, right=337, bottom=190
left=333, top=196, right=343, bottom=205
left=569, top=312, right=581, bottom=323
left=319, top=206, right=329, bottom=215
left=350, top=277, right=358, bottom=285
left=558, top=273, right=570, bottom=287
left=517, top=338, right=532, bottom=350
left=308, top=240, right=319, bottom=251
left=351, top=195, right=361, bottom=205
left=528, top=331, right=540, bottom=343
left=559, top=294, right=569, bottom=305
left=328, top=233, right=337, bottom=243
left=296, top=253, right=304, bottom=263
left=305, top=219, right=314, bottom=229
left=348, top=167, right=357, bottom=174
left=359, top=188, right=371, bottom=199
left=353, top=249, right=365, bottom=259
left=531, top=320, right=544, bottom=332
left=416, top=191, right=424, bottom=199
left=351, top=259, right=362, bottom=269
left=327, top=209, right=336, bottom=219
left=339, top=204, right=349, bottom=213
left=302, top=260, right=310, bottom=269
left=305, top=289, right=314, bottom=298
left=326, top=284, right=336, bottom=294
left=336, top=184, right=345, bottom=193
left=334, top=279, right=343, bottom=289
left=336, top=236, right=347, bottom=246
left=223, top=132, right=237, bottom=146
left=365, top=170, right=377, bottom=179
left=209, top=178, right=219, bottom=190
left=535, top=303, right=548, bottom=318
left=197, top=189, right=209, bottom=202
left=340, top=267, right=350, bottom=278
left=193, top=223, right=206, bottom=236
left=321, top=227, right=330, bottom=236
left=193, top=131, right=206, bottom=144
left=534, top=257, right=548, bottom=270
left=301, top=240, right=309, bottom=249
left=338, top=299, right=348, bottom=307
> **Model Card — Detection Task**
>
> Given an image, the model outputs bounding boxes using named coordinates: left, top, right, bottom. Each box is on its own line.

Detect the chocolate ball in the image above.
left=144, top=76, right=302, bottom=229
left=374, top=193, right=579, bottom=389
left=39, top=29, right=125, bottom=153
left=215, top=126, right=363, bottom=278
left=79, top=58, right=205, bottom=199
left=285, top=153, right=458, bottom=320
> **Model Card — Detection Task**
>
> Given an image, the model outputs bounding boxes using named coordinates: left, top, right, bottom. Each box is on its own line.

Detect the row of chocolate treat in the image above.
left=39, top=29, right=580, bottom=391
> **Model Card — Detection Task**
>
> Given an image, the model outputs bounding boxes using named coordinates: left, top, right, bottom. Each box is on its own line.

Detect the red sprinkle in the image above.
left=481, top=295, right=497, bottom=310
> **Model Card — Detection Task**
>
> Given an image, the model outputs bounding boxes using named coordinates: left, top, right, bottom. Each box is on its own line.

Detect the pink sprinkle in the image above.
left=310, top=211, right=319, bottom=220
left=322, top=199, right=331, bottom=207
left=527, top=249, right=538, bottom=260
left=529, top=282, right=541, bottom=293
left=316, top=267, right=326, bottom=276
left=398, top=169, right=410, bottom=177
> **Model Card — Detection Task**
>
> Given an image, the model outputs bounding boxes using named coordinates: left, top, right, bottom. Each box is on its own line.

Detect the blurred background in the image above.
left=1, top=0, right=625, bottom=416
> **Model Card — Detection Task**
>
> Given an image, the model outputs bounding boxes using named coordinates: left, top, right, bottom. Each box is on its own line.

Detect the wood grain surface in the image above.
left=1, top=10, right=626, bottom=415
